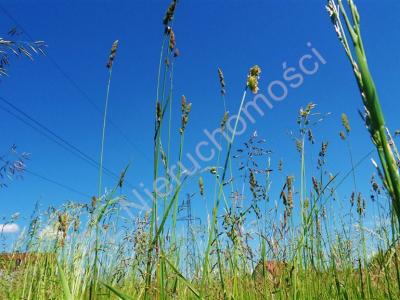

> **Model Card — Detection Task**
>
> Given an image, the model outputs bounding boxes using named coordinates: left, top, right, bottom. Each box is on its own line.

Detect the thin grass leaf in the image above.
left=163, top=254, right=203, bottom=299
left=56, top=261, right=74, bottom=300
left=101, top=282, right=135, bottom=300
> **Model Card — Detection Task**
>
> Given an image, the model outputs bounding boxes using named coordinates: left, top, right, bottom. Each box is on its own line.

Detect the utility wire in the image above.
left=0, top=4, right=151, bottom=162
left=0, top=100, right=136, bottom=195
left=25, top=169, right=91, bottom=198
left=0, top=103, right=86, bottom=164
left=0, top=96, right=126, bottom=184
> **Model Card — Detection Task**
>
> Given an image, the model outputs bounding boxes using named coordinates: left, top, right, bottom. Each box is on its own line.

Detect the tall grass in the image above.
left=1, top=1, right=400, bottom=299
left=327, top=0, right=400, bottom=222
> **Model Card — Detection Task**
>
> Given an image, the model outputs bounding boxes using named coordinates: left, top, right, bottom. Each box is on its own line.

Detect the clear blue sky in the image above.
left=1, top=0, right=399, bottom=234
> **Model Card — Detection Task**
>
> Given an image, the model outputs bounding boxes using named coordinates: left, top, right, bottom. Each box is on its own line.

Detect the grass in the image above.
left=1, top=0, right=400, bottom=299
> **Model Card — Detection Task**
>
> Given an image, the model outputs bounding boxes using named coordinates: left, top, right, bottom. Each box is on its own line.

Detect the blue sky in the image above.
left=0, top=0, right=399, bottom=236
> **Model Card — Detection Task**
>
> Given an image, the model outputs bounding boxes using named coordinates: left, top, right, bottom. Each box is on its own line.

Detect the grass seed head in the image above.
left=220, top=111, right=229, bottom=130
left=286, top=176, right=294, bottom=209
left=357, top=193, right=365, bottom=215
left=198, top=176, right=204, bottom=196
left=318, top=142, right=328, bottom=167
left=304, top=198, right=309, bottom=210
left=371, top=175, right=379, bottom=193
left=295, top=139, right=303, bottom=153
left=181, top=95, right=186, bottom=113
left=341, top=113, right=351, bottom=133
left=326, top=1, right=337, bottom=22
left=281, top=176, right=294, bottom=217
left=319, top=142, right=328, bottom=157
left=247, top=76, right=258, bottom=94
left=299, top=102, right=316, bottom=119
left=312, top=176, right=320, bottom=195
left=180, top=95, right=191, bottom=134
left=249, top=65, right=261, bottom=77
left=160, top=148, right=168, bottom=168
left=247, top=65, right=261, bottom=94
left=106, top=40, right=118, bottom=69
left=350, top=191, right=355, bottom=207
left=156, top=101, right=162, bottom=124
left=169, top=29, right=176, bottom=50
left=326, top=1, right=343, bottom=42
left=91, top=196, right=97, bottom=212
left=58, top=213, right=69, bottom=244
left=217, top=67, right=226, bottom=95
left=163, top=0, right=177, bottom=26
left=249, top=170, right=258, bottom=199
left=307, top=129, right=315, bottom=144
left=118, top=167, right=127, bottom=188
left=281, top=190, right=287, bottom=206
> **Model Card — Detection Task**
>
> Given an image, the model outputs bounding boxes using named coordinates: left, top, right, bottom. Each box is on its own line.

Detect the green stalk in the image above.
left=215, top=229, right=227, bottom=299
left=300, top=135, right=307, bottom=270
left=57, top=260, right=74, bottom=300
left=159, top=46, right=175, bottom=300
left=98, top=67, right=113, bottom=198
left=93, top=40, right=117, bottom=298
left=171, top=132, right=184, bottom=247
left=144, top=33, right=168, bottom=299
left=201, top=87, right=248, bottom=295
left=331, top=0, right=400, bottom=221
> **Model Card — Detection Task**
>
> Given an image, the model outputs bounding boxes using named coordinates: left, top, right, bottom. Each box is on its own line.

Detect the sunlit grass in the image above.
left=1, top=1, right=400, bottom=299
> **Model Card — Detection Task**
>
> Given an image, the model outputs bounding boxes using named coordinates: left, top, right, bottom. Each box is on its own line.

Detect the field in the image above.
left=1, top=0, right=400, bottom=299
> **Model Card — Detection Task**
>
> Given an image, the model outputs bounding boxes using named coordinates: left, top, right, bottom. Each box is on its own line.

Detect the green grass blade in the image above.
left=56, top=260, right=74, bottom=300
left=101, top=282, right=135, bottom=300
left=163, top=254, right=202, bottom=299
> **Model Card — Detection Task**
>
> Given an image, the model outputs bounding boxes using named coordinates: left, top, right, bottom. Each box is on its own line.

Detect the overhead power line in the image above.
left=0, top=4, right=151, bottom=162
left=25, top=169, right=91, bottom=198
left=0, top=96, right=129, bottom=185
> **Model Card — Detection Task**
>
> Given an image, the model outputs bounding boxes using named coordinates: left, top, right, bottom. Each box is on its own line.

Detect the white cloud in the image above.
left=39, top=225, right=62, bottom=241
left=0, top=223, right=20, bottom=233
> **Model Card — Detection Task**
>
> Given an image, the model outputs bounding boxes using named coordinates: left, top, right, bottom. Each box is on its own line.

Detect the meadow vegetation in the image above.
left=1, top=0, right=400, bottom=299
